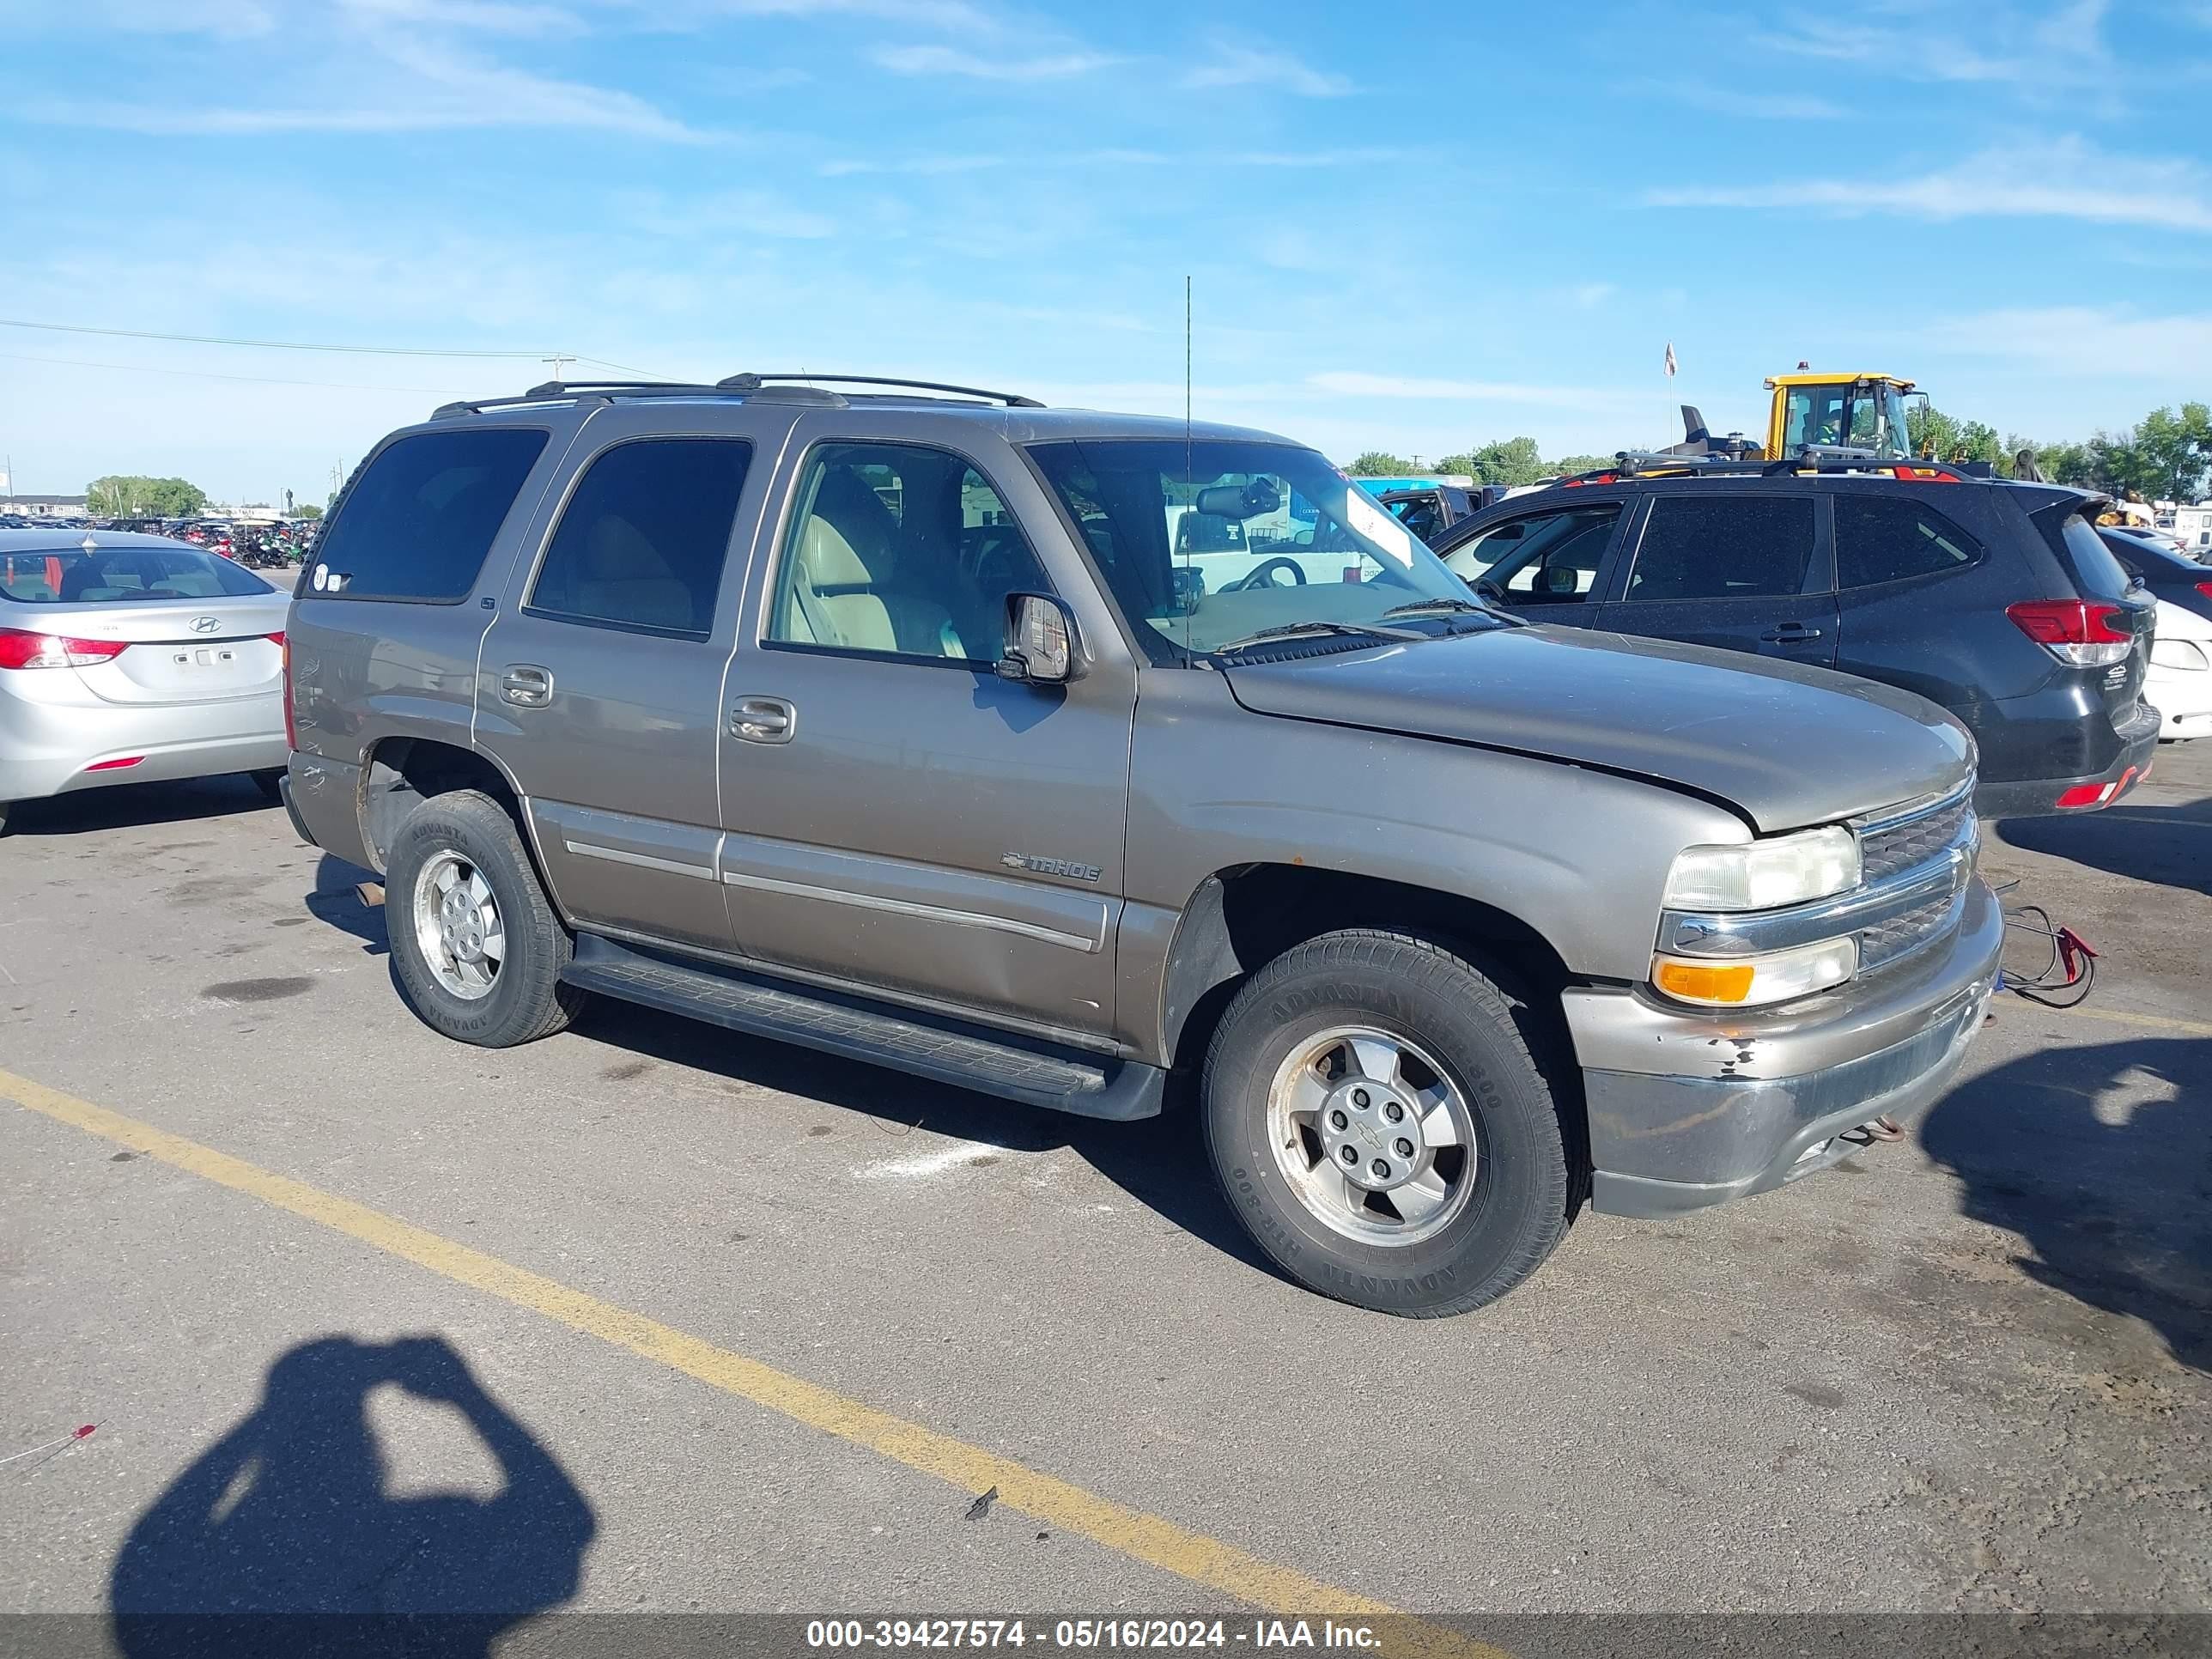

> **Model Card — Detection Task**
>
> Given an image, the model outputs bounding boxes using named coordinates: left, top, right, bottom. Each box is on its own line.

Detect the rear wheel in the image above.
left=384, top=789, right=584, bottom=1048
left=1202, top=929, right=1573, bottom=1317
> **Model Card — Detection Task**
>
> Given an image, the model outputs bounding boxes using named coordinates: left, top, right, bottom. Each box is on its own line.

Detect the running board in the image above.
left=562, top=935, right=1164, bottom=1121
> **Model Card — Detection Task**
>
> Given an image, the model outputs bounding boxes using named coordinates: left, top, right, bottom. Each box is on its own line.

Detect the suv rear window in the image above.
left=2045, top=508, right=2136, bottom=603
left=314, top=427, right=549, bottom=602
left=1625, top=495, right=1818, bottom=602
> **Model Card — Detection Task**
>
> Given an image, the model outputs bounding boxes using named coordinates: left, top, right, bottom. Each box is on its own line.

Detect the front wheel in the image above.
left=1202, top=930, right=1573, bottom=1317
left=384, top=789, right=585, bottom=1048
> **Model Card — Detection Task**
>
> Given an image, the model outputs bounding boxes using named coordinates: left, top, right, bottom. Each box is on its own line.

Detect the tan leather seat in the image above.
left=787, top=514, right=899, bottom=652
left=785, top=469, right=964, bottom=656
left=571, top=514, right=696, bottom=630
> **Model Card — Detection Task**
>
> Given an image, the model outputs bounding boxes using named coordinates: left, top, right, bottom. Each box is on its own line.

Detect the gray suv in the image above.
left=283, top=374, right=2002, bottom=1316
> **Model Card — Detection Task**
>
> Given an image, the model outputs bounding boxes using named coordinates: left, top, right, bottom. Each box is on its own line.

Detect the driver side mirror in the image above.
left=997, top=592, right=1083, bottom=684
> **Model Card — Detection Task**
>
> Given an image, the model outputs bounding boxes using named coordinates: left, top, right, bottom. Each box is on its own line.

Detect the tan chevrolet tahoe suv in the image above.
left=282, top=374, right=2001, bottom=1316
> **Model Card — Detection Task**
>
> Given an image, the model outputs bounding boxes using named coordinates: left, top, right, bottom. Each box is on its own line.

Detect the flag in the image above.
left=1663, top=343, right=1677, bottom=379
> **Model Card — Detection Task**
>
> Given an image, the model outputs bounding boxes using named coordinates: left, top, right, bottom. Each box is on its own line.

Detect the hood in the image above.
left=1223, top=625, right=1973, bottom=833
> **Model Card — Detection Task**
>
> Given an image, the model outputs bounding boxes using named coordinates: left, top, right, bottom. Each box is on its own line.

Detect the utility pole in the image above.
left=541, top=354, right=573, bottom=385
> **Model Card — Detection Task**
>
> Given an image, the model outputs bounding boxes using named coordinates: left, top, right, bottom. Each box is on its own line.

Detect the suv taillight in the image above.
left=2197, top=581, right=2212, bottom=603
left=276, top=632, right=296, bottom=750
left=0, top=627, right=130, bottom=670
left=2006, top=599, right=2134, bottom=667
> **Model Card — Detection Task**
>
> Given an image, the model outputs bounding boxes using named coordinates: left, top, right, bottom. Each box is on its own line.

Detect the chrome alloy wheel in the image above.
left=1265, top=1025, right=1478, bottom=1245
left=412, top=850, right=506, bottom=1000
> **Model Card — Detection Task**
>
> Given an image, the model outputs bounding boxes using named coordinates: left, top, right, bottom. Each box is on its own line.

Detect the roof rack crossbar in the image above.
left=1556, top=452, right=1984, bottom=486
left=716, top=372, right=1044, bottom=408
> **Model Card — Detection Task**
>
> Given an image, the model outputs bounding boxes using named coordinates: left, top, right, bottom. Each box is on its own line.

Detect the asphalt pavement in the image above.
left=3, top=746, right=2208, bottom=1645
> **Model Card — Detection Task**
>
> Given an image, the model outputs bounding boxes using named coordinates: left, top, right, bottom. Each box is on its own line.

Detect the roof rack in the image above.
left=1558, top=452, right=1993, bottom=488
left=430, top=371, right=1044, bottom=422
left=715, top=372, right=1044, bottom=408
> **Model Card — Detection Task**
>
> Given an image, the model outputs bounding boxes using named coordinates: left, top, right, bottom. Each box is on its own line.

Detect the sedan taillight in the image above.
left=0, top=627, right=131, bottom=670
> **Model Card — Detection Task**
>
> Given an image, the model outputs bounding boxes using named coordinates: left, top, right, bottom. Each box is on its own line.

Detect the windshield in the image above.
left=0, top=543, right=276, bottom=604
left=1785, top=382, right=1912, bottom=459
left=1025, top=439, right=1486, bottom=658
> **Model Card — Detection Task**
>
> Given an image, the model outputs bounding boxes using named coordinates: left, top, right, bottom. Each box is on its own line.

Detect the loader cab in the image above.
left=1768, top=374, right=1919, bottom=461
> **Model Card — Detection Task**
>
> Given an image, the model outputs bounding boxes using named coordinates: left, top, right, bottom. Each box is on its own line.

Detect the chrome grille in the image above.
left=1857, top=891, right=1963, bottom=971
left=1862, top=791, right=1975, bottom=884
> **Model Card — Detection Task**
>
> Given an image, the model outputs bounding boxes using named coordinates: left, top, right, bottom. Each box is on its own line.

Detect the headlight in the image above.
left=1662, top=825, right=1861, bottom=913
left=1652, top=935, right=1859, bottom=1009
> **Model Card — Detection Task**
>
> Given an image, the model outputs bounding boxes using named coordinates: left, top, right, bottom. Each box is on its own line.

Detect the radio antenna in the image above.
left=1183, top=274, right=1194, bottom=658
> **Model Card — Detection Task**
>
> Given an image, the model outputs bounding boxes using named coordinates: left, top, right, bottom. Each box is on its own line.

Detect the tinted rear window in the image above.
left=2045, top=509, right=2134, bottom=603
left=313, top=427, right=549, bottom=602
left=1, top=544, right=275, bottom=604
left=1835, top=494, right=1982, bottom=587
left=527, top=438, right=752, bottom=636
left=1625, top=495, right=1818, bottom=602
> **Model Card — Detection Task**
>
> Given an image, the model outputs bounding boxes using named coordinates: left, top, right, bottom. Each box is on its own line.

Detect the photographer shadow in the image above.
left=1921, top=1036, right=2212, bottom=1373
left=111, top=1334, right=595, bottom=1659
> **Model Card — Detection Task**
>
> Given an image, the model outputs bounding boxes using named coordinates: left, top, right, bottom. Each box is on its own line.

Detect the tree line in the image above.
left=1348, top=402, right=2212, bottom=501
left=82, top=475, right=322, bottom=519
left=1913, top=402, right=2211, bottom=501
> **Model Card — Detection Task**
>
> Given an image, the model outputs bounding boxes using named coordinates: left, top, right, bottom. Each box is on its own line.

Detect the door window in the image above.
left=1445, top=504, right=1620, bottom=605
left=528, top=438, right=752, bottom=636
left=1834, top=494, right=1981, bottom=587
left=314, top=427, right=549, bottom=602
left=1624, top=496, right=1819, bottom=603
left=768, top=443, right=1048, bottom=664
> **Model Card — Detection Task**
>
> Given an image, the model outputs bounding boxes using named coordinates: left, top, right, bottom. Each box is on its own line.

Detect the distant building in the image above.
left=2, top=493, right=89, bottom=519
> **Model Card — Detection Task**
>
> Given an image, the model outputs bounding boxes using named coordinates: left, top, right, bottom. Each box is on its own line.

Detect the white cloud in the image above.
left=341, top=0, right=586, bottom=34
left=1654, top=82, right=1844, bottom=119
left=709, top=0, right=997, bottom=28
left=1928, top=306, right=2212, bottom=380
left=1645, top=137, right=2212, bottom=234
left=1571, top=283, right=1616, bottom=308
left=15, top=4, right=706, bottom=139
left=1182, top=43, right=1355, bottom=97
left=1756, top=0, right=2116, bottom=91
left=872, top=43, right=1120, bottom=80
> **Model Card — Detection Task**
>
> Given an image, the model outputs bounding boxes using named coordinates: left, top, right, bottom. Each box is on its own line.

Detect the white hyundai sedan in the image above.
left=0, top=530, right=291, bottom=835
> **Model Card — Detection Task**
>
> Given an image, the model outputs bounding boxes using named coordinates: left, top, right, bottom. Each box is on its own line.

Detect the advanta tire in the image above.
left=1202, top=929, right=1573, bottom=1317
left=384, top=789, right=585, bottom=1048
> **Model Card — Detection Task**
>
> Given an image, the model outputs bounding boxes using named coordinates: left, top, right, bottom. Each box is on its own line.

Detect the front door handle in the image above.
left=1759, top=623, right=1824, bottom=644
left=731, top=695, right=797, bottom=744
left=501, top=664, right=554, bottom=707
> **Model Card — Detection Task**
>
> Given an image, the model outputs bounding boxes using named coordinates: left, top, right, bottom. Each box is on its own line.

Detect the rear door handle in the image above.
left=501, top=664, right=554, bottom=708
left=730, top=695, right=796, bottom=743
left=1760, top=623, right=1824, bottom=644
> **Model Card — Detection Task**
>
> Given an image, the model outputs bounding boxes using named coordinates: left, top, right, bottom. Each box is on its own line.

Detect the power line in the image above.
left=0, top=317, right=670, bottom=379
left=0, top=349, right=464, bottom=394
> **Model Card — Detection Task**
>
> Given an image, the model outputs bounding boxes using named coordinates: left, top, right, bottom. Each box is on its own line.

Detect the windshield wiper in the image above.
left=1380, top=597, right=1522, bottom=623
left=1209, top=619, right=1427, bottom=655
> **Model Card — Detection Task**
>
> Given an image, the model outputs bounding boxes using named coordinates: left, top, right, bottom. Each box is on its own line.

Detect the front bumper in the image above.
left=1565, top=876, right=2003, bottom=1219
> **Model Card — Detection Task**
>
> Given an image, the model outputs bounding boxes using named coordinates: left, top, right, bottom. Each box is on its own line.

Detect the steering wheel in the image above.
left=1474, top=576, right=1507, bottom=605
left=1226, top=556, right=1308, bottom=592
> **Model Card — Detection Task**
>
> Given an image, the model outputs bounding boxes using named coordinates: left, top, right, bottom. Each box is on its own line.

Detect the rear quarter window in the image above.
left=1834, top=494, right=1982, bottom=587
left=2043, top=509, right=2135, bottom=603
left=313, top=427, right=550, bottom=603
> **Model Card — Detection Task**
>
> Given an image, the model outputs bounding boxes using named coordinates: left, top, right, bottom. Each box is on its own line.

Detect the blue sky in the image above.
left=3, top=0, right=2211, bottom=501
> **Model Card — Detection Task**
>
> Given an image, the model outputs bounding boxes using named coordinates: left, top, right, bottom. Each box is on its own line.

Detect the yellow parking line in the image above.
left=1, top=1065, right=1501, bottom=1659
left=2029, top=1003, right=2212, bottom=1040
